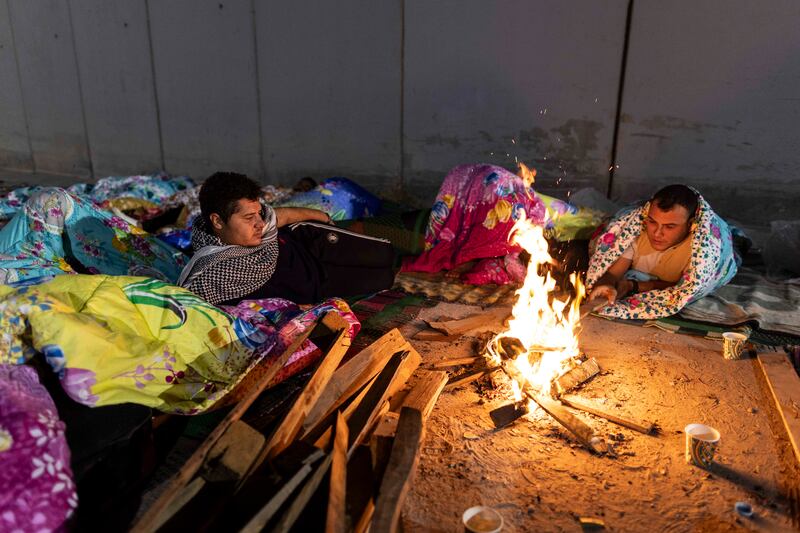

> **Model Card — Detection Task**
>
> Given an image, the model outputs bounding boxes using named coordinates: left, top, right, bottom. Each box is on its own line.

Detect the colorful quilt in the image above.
left=276, top=177, right=382, bottom=221
left=0, top=275, right=359, bottom=414
left=402, top=164, right=602, bottom=284
left=0, top=364, right=77, bottom=532
left=586, top=193, right=738, bottom=319
left=0, top=173, right=193, bottom=219
left=0, top=188, right=187, bottom=285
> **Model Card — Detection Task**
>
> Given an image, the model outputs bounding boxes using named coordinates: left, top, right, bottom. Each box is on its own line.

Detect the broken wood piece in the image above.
left=373, top=412, right=400, bottom=438
left=555, top=358, right=600, bottom=395
left=326, top=412, right=349, bottom=533
left=560, top=395, right=656, bottom=435
left=269, top=453, right=334, bottom=533
left=130, top=313, right=324, bottom=533
left=489, top=400, right=530, bottom=429
left=347, top=350, right=412, bottom=456
left=255, top=313, right=351, bottom=467
left=413, top=329, right=462, bottom=342
left=202, top=420, right=266, bottom=483
left=501, top=361, right=607, bottom=454
left=303, top=329, right=405, bottom=435
left=757, top=353, right=800, bottom=466
left=426, top=306, right=511, bottom=336
left=402, top=370, right=449, bottom=420
left=431, top=356, right=481, bottom=368
left=372, top=407, right=425, bottom=533
left=445, top=367, right=499, bottom=390
left=240, top=448, right=325, bottom=532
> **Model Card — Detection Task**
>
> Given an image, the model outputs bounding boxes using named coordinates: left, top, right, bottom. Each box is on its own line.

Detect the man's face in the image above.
left=644, top=203, right=692, bottom=251
left=211, top=198, right=264, bottom=247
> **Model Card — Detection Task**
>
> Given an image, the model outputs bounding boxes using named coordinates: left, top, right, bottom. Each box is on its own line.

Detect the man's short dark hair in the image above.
left=651, top=184, right=698, bottom=219
left=199, top=172, right=262, bottom=225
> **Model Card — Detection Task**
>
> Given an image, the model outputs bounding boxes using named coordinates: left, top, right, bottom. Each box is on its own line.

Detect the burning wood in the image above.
left=481, top=216, right=611, bottom=453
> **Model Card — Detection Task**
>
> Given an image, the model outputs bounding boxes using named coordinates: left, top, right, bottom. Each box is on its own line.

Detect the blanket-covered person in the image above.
left=178, top=172, right=395, bottom=305
left=587, top=184, right=739, bottom=319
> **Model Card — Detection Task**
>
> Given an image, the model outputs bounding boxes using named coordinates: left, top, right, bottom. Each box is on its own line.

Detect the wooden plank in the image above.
left=303, top=329, right=405, bottom=436
left=148, top=477, right=206, bottom=532
left=757, top=353, right=800, bottom=466
left=426, top=307, right=511, bottom=336
left=372, top=407, right=424, bottom=533
left=372, top=412, right=400, bottom=438
left=270, top=454, right=334, bottom=533
left=130, top=313, right=326, bottom=533
left=238, top=448, right=324, bottom=533
left=258, top=313, right=351, bottom=464
left=403, top=370, right=448, bottom=420
left=347, top=351, right=410, bottom=456
left=326, top=412, right=349, bottom=533
left=413, top=329, right=462, bottom=342
left=202, top=420, right=266, bottom=483
left=560, top=395, right=656, bottom=435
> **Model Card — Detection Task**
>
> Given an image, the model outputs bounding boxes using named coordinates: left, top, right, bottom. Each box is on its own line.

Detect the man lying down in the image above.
left=178, top=172, right=396, bottom=305
left=586, top=184, right=739, bottom=320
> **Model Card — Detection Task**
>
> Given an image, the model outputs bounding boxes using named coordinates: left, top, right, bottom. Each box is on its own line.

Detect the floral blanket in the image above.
left=586, top=193, right=738, bottom=319
left=402, top=164, right=602, bottom=284
left=0, top=173, right=193, bottom=221
left=0, top=188, right=187, bottom=285
left=0, top=274, right=359, bottom=414
left=276, top=177, right=381, bottom=221
left=0, top=364, right=77, bottom=532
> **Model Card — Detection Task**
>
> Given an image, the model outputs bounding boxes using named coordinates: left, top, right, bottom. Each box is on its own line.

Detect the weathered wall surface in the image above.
left=614, top=0, right=800, bottom=224
left=0, top=1, right=798, bottom=224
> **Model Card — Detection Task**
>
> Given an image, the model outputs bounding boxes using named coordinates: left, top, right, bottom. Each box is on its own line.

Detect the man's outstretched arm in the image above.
left=274, top=207, right=331, bottom=228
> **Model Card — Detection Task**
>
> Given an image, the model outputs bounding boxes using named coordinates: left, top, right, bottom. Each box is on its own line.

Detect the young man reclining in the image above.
left=178, top=172, right=396, bottom=305
left=585, top=184, right=738, bottom=319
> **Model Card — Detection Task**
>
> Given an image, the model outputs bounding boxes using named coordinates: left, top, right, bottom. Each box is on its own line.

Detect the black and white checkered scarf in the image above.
left=177, top=214, right=279, bottom=304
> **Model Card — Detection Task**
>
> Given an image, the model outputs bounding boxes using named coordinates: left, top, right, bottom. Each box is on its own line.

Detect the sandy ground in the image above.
left=399, top=302, right=800, bottom=532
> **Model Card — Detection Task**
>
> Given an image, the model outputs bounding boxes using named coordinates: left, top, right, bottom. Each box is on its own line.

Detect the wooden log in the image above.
left=426, top=307, right=511, bottom=336
left=757, top=353, right=800, bottom=466
left=559, top=395, right=656, bottom=435
left=445, top=367, right=499, bottom=390
left=412, top=329, right=462, bottom=342
left=372, top=407, right=425, bottom=533
left=372, top=412, right=400, bottom=438
left=555, top=358, right=600, bottom=395
left=501, top=361, right=607, bottom=454
left=256, top=313, right=351, bottom=464
left=131, top=313, right=324, bottom=533
left=326, top=412, right=349, bottom=533
left=303, top=329, right=406, bottom=436
left=402, top=370, right=449, bottom=420
left=431, top=356, right=481, bottom=368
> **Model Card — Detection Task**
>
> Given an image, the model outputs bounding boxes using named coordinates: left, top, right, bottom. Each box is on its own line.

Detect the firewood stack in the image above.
left=132, top=313, right=446, bottom=533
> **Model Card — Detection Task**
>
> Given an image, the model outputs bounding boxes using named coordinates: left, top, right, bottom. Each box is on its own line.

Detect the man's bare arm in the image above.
left=274, top=207, right=330, bottom=228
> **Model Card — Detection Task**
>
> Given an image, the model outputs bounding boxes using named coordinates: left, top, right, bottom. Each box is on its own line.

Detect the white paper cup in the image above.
left=722, top=332, right=748, bottom=360
left=684, top=423, right=720, bottom=468
left=463, top=506, right=503, bottom=533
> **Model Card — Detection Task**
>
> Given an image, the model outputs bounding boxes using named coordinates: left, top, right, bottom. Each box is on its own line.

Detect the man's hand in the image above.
left=589, top=284, right=618, bottom=304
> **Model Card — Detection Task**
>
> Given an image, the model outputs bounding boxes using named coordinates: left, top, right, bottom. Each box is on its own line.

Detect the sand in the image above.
left=399, top=302, right=799, bottom=532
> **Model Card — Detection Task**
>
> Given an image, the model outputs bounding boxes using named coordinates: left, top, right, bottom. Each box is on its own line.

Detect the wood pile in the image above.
left=132, top=312, right=447, bottom=533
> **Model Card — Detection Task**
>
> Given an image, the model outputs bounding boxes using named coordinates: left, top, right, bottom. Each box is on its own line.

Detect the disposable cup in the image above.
left=722, top=331, right=748, bottom=360
left=684, top=423, right=720, bottom=468
left=463, top=506, right=503, bottom=533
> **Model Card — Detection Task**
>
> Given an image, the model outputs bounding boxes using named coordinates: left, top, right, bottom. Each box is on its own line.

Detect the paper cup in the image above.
left=463, top=506, right=503, bottom=533
left=684, top=423, right=720, bottom=468
left=722, top=331, right=748, bottom=360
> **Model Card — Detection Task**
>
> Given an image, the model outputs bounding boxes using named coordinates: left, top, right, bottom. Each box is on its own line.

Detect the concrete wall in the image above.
left=0, top=1, right=798, bottom=224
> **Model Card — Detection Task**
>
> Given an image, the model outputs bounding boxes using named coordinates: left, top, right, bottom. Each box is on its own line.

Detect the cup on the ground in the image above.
left=463, top=506, right=503, bottom=533
left=684, top=423, right=720, bottom=468
left=722, top=331, right=748, bottom=360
